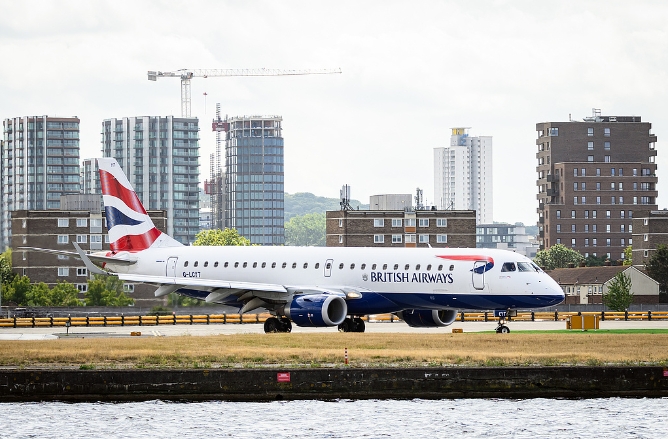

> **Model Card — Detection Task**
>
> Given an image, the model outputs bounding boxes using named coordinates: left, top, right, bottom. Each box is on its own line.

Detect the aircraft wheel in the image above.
left=338, top=318, right=353, bottom=332
left=279, top=317, right=293, bottom=333
left=496, top=325, right=510, bottom=334
left=264, top=317, right=279, bottom=333
left=354, top=318, right=366, bottom=333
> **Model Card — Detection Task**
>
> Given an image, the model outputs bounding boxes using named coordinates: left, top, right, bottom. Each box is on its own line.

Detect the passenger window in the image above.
left=261, top=262, right=266, bottom=268
left=282, top=262, right=287, bottom=268
left=404, top=264, right=409, bottom=270
left=292, top=263, right=297, bottom=269
left=438, top=265, right=443, bottom=271
left=339, top=263, right=344, bottom=269
left=325, top=263, right=331, bottom=269
left=303, top=263, right=308, bottom=269
left=271, top=262, right=276, bottom=268
left=361, top=263, right=366, bottom=270
left=243, top=262, right=247, bottom=268
left=350, top=263, right=355, bottom=269
left=501, top=262, right=516, bottom=272
left=223, top=262, right=228, bottom=268
left=416, top=264, right=421, bottom=270
left=214, top=262, right=219, bottom=268
left=383, top=264, right=388, bottom=270
left=194, top=261, right=198, bottom=267
left=449, top=265, right=454, bottom=271
left=204, top=261, right=208, bottom=267
left=253, top=262, right=257, bottom=268
left=394, top=264, right=399, bottom=270
left=234, top=262, right=239, bottom=268
left=315, top=263, right=320, bottom=269
left=372, top=264, right=377, bottom=270
left=184, top=261, right=189, bottom=267
left=426, top=264, right=431, bottom=271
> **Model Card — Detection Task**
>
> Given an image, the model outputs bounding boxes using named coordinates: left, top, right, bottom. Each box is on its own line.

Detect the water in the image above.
left=0, top=398, right=666, bottom=438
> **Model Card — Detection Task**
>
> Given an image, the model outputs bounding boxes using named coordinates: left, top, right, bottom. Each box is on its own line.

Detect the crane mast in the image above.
left=147, top=68, right=342, bottom=117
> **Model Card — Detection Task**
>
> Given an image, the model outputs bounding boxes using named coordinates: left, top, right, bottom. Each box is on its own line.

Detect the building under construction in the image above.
left=210, top=110, right=285, bottom=245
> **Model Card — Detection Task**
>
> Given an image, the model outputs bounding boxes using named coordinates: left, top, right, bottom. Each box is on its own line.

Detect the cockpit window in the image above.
left=517, top=262, right=536, bottom=272
left=530, top=262, right=543, bottom=272
left=501, top=262, right=516, bottom=272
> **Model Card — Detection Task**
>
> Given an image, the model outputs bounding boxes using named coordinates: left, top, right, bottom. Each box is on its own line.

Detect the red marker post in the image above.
left=344, top=347, right=348, bottom=365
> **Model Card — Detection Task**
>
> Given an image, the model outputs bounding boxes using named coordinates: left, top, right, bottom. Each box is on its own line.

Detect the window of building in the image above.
left=619, top=168, right=623, bottom=176
left=621, top=238, right=625, bottom=247
left=596, top=168, right=601, bottom=176
left=588, top=127, right=594, bottom=136
left=573, top=182, right=578, bottom=191
left=592, top=210, right=597, bottom=219
left=405, top=218, right=416, bottom=227
left=77, top=268, right=87, bottom=276
left=604, top=128, right=610, bottom=136
left=604, top=141, right=610, bottom=150
left=611, top=196, right=616, bottom=205
left=587, top=141, right=594, bottom=150
left=338, top=235, right=343, bottom=244
left=571, top=224, right=576, bottom=233
left=123, top=284, right=135, bottom=293
left=373, top=218, right=384, bottom=227
left=596, top=197, right=601, bottom=205
left=585, top=224, right=589, bottom=233
left=556, top=210, right=561, bottom=219
left=585, top=239, right=589, bottom=247
left=436, top=218, right=447, bottom=227
left=58, top=267, right=69, bottom=277
left=619, top=196, right=624, bottom=205
left=436, top=234, right=447, bottom=244
left=644, top=234, right=649, bottom=241
left=556, top=224, right=561, bottom=233
left=573, top=168, right=578, bottom=177
left=611, top=168, right=616, bottom=176
left=550, top=127, right=558, bottom=136
left=391, top=218, right=402, bottom=227
left=58, top=218, right=69, bottom=227
left=76, top=284, right=88, bottom=292
left=571, top=210, right=576, bottom=218
left=571, top=238, right=576, bottom=248
left=573, top=197, right=578, bottom=205
left=76, top=235, right=87, bottom=243
left=557, top=238, right=561, bottom=244
left=593, top=224, right=597, bottom=232
left=58, top=254, right=69, bottom=260
left=644, top=250, right=649, bottom=258
left=581, top=182, right=586, bottom=191
left=418, top=218, right=429, bottom=227
left=392, top=234, right=402, bottom=244
left=584, top=210, right=589, bottom=219
left=606, top=239, right=611, bottom=247
left=588, top=155, right=594, bottom=162
left=57, top=235, right=69, bottom=244
left=606, top=224, right=611, bottom=233
left=405, top=234, right=416, bottom=243
left=374, top=235, right=384, bottom=244
left=76, top=218, right=87, bottom=227
left=620, top=225, right=625, bottom=233
left=633, top=168, right=638, bottom=176
left=606, top=210, right=611, bottom=218
left=419, top=234, right=429, bottom=243
left=338, top=219, right=343, bottom=228
left=604, top=156, right=611, bottom=163
left=593, top=238, right=597, bottom=246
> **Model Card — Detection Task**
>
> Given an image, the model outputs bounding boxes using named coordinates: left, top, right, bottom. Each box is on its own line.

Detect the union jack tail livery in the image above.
left=97, top=158, right=182, bottom=252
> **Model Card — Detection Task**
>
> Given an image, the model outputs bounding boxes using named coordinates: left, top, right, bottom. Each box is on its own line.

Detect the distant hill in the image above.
left=285, top=192, right=368, bottom=221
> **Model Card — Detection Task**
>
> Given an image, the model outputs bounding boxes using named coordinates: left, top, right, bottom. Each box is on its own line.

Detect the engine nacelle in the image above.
left=284, top=294, right=347, bottom=327
left=396, top=309, right=458, bottom=328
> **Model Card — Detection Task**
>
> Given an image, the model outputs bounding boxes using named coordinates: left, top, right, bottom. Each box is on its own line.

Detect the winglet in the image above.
left=72, top=242, right=108, bottom=276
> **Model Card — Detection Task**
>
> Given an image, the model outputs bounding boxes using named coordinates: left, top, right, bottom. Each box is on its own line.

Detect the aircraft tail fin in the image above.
left=97, top=158, right=183, bottom=252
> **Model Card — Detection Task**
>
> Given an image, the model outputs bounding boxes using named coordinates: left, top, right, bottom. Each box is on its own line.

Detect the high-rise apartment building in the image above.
left=100, top=116, right=200, bottom=244
left=224, top=115, right=284, bottom=245
left=1, top=116, right=81, bottom=249
left=434, top=128, right=493, bottom=224
left=536, top=110, right=658, bottom=261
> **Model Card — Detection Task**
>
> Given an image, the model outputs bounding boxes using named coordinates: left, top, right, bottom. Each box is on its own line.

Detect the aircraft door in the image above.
left=472, top=261, right=486, bottom=290
left=166, top=257, right=178, bottom=277
left=324, top=259, right=333, bottom=277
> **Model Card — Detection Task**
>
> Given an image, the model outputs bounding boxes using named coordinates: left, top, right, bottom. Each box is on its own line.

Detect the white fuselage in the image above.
left=106, top=246, right=564, bottom=313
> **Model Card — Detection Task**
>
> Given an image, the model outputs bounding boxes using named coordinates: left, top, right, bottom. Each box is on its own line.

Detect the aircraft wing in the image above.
left=17, top=246, right=137, bottom=266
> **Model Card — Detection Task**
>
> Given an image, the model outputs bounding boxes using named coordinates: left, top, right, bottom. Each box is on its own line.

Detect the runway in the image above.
left=1, top=319, right=667, bottom=340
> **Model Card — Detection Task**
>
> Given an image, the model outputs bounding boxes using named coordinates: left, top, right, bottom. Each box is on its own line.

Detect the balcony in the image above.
left=546, top=188, right=557, bottom=197
left=546, top=174, right=558, bottom=183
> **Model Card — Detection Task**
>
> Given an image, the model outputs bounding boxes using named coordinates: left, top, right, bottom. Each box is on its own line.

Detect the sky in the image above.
left=1, top=0, right=667, bottom=226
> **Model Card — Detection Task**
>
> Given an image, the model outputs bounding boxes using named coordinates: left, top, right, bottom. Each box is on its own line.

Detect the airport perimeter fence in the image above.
left=1, top=310, right=668, bottom=329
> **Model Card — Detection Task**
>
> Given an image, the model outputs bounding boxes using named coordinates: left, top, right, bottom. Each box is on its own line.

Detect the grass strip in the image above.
left=1, top=332, right=667, bottom=369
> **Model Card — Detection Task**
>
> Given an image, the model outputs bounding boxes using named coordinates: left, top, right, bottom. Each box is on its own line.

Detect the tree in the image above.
left=193, top=228, right=251, bottom=246
left=603, top=271, right=633, bottom=311
left=533, top=244, right=585, bottom=270
left=646, top=244, right=668, bottom=294
left=85, top=275, right=134, bottom=306
left=27, top=282, right=51, bottom=306
left=50, top=281, right=83, bottom=306
left=623, top=245, right=633, bottom=266
left=585, top=254, right=608, bottom=267
left=0, top=249, right=17, bottom=306
left=4, top=276, right=32, bottom=306
left=284, top=212, right=326, bottom=246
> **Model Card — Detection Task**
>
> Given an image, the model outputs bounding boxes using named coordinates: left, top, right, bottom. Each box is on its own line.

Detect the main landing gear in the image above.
left=338, top=317, right=366, bottom=333
left=264, top=316, right=293, bottom=333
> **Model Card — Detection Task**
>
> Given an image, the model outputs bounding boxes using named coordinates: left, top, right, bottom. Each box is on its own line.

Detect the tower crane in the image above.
left=147, top=68, right=342, bottom=117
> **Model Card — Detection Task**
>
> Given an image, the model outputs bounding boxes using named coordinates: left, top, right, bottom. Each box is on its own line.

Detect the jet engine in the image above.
left=396, top=309, right=458, bottom=328
left=283, top=294, right=347, bottom=327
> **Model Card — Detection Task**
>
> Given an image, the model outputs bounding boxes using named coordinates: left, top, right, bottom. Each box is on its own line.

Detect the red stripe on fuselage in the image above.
left=110, top=227, right=161, bottom=252
left=99, top=170, right=147, bottom=215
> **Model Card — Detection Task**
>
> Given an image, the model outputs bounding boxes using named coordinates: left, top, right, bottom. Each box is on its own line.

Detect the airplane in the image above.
left=22, top=158, right=565, bottom=333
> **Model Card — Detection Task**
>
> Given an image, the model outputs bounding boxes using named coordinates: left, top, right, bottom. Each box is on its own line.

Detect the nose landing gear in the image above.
left=494, top=309, right=516, bottom=333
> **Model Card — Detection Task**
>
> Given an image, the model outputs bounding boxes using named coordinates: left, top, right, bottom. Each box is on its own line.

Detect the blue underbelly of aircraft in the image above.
left=174, top=288, right=563, bottom=315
